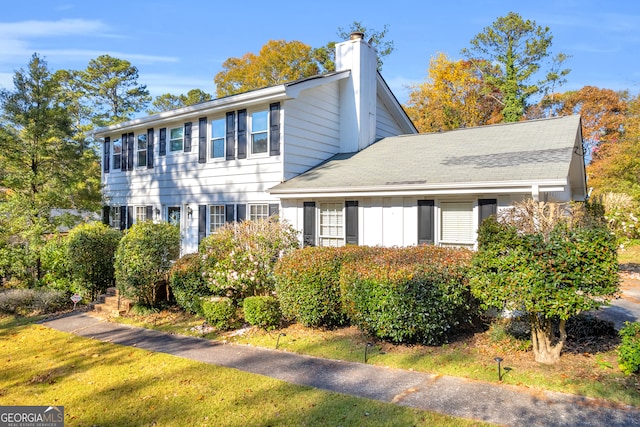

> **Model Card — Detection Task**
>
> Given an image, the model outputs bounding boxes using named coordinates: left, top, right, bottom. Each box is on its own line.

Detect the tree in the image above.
left=470, top=200, right=619, bottom=364
left=462, top=12, right=570, bottom=122
left=404, top=53, right=503, bottom=132
left=149, top=89, right=213, bottom=114
left=77, top=55, right=151, bottom=126
left=314, top=21, right=395, bottom=73
left=0, top=53, right=77, bottom=283
left=214, top=40, right=320, bottom=97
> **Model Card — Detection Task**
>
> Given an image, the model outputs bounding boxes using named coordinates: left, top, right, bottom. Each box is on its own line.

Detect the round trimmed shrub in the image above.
left=169, top=254, right=208, bottom=314
left=340, top=246, right=475, bottom=345
left=201, top=297, right=237, bottom=330
left=243, top=296, right=282, bottom=330
left=618, top=321, right=640, bottom=375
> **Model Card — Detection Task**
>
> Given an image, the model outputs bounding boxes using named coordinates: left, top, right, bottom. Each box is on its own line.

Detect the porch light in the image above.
left=364, top=342, right=373, bottom=363
left=494, top=357, right=504, bottom=381
left=276, top=333, right=286, bottom=349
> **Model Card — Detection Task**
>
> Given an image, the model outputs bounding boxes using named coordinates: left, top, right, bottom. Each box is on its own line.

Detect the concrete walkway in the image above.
left=42, top=313, right=640, bottom=427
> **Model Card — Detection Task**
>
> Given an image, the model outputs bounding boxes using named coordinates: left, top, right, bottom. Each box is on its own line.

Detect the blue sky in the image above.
left=1, top=0, right=639, bottom=105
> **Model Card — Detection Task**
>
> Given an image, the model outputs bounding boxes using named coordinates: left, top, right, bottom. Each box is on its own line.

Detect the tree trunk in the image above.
left=530, top=316, right=566, bottom=364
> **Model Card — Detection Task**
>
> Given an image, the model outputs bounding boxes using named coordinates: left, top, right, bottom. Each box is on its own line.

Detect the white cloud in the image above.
left=0, top=19, right=109, bottom=38
left=141, top=73, right=216, bottom=97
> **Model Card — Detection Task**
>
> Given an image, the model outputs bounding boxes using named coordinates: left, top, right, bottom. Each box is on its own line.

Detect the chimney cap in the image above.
left=350, top=32, right=365, bottom=41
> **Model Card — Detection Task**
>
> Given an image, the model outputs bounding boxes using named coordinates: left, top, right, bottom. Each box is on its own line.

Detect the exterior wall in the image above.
left=280, top=194, right=523, bottom=248
left=375, top=93, right=407, bottom=139
left=282, top=83, right=341, bottom=180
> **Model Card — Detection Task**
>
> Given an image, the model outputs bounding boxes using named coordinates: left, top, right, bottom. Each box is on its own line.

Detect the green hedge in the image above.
left=243, top=296, right=282, bottom=330
left=274, top=246, right=380, bottom=327
left=169, top=254, right=209, bottom=315
left=201, top=297, right=237, bottom=330
left=618, top=321, right=640, bottom=375
left=340, top=246, right=475, bottom=345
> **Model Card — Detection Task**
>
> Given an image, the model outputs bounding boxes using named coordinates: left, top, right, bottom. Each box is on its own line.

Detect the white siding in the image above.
left=376, top=93, right=407, bottom=139
left=283, top=83, right=341, bottom=180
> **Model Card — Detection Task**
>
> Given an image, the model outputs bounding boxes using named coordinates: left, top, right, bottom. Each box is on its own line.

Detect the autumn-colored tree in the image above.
left=149, top=89, right=213, bottom=114
left=587, top=94, right=640, bottom=200
left=462, top=12, right=570, bottom=122
left=214, top=40, right=320, bottom=97
left=404, top=53, right=503, bottom=133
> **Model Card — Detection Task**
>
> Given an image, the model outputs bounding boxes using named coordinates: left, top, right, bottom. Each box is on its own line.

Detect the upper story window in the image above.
left=170, top=127, right=183, bottom=152
left=251, top=110, right=268, bottom=155
left=211, top=118, right=225, bottom=159
left=137, top=134, right=147, bottom=167
left=113, top=138, right=122, bottom=169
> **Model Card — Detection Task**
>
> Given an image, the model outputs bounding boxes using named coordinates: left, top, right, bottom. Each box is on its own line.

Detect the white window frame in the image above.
left=137, top=134, right=147, bottom=167
left=210, top=118, right=225, bottom=160
left=135, top=206, right=147, bottom=223
left=250, top=109, right=268, bottom=156
left=249, top=204, right=269, bottom=221
left=209, top=205, right=225, bottom=233
left=169, top=127, right=183, bottom=152
left=319, top=202, right=345, bottom=247
left=112, top=137, right=122, bottom=170
left=440, top=201, right=475, bottom=246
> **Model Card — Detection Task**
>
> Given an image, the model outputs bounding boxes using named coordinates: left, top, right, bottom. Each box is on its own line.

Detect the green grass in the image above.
left=0, top=315, right=490, bottom=427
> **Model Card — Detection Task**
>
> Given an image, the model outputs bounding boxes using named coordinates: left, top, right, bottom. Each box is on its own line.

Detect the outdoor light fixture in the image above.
left=154, top=208, right=160, bottom=218
left=364, top=342, right=373, bottom=363
left=494, top=357, right=504, bottom=381
left=187, top=206, right=193, bottom=218
left=276, top=333, right=286, bottom=349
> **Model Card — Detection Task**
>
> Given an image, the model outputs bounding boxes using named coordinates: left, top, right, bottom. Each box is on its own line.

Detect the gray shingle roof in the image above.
left=270, top=115, right=582, bottom=194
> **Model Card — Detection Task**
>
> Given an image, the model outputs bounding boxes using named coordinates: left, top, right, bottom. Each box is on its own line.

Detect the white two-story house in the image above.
left=97, top=33, right=587, bottom=254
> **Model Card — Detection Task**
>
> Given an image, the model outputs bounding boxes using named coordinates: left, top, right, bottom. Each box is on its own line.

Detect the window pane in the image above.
left=249, top=204, right=268, bottom=221
left=137, top=134, right=147, bottom=150
left=136, top=206, right=146, bottom=222
left=319, top=203, right=344, bottom=247
left=210, top=205, right=225, bottom=233
left=212, top=138, right=224, bottom=158
left=168, top=207, right=181, bottom=227
left=170, top=128, right=183, bottom=139
left=110, top=207, right=121, bottom=228
left=251, top=111, right=268, bottom=132
left=137, top=151, right=147, bottom=167
left=252, top=132, right=268, bottom=154
left=211, top=119, right=225, bottom=138
left=440, top=202, right=474, bottom=243
left=113, top=138, right=122, bottom=169
left=170, top=127, right=183, bottom=151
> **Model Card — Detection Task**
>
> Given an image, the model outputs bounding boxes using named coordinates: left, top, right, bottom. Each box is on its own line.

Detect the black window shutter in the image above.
left=146, top=205, right=153, bottom=221
left=268, top=203, right=279, bottom=218
left=102, top=206, right=110, bottom=225
left=159, top=127, right=167, bottom=156
left=418, top=200, right=435, bottom=245
left=120, top=205, right=127, bottom=230
left=478, top=199, right=498, bottom=225
left=225, top=204, right=235, bottom=223
left=127, top=206, right=134, bottom=229
left=103, top=137, right=110, bottom=173
left=127, top=132, right=134, bottom=170
left=198, top=205, right=207, bottom=244
left=121, top=134, right=128, bottom=171
left=269, top=102, right=280, bottom=156
left=147, top=128, right=154, bottom=169
left=345, top=201, right=358, bottom=245
left=237, top=109, right=247, bottom=159
left=184, top=122, right=192, bottom=152
left=236, top=204, right=246, bottom=221
left=198, top=117, right=207, bottom=164
left=226, top=112, right=235, bottom=160
left=303, top=202, right=316, bottom=247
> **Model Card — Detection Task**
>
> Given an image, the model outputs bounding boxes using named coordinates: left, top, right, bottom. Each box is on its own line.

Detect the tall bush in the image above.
left=199, top=218, right=298, bottom=302
left=274, top=246, right=378, bottom=327
left=115, top=221, right=180, bottom=306
left=40, top=235, right=75, bottom=293
left=469, top=201, right=619, bottom=364
left=67, top=222, right=121, bottom=300
left=169, top=253, right=208, bottom=314
left=340, top=246, right=474, bottom=345
left=618, top=321, right=640, bottom=375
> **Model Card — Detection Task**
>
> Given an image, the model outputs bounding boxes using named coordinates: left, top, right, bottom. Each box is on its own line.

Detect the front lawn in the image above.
left=0, top=315, right=488, bottom=427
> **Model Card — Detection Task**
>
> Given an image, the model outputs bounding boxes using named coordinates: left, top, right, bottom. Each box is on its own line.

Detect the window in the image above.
left=440, top=201, right=474, bottom=245
left=211, top=118, right=225, bottom=159
left=110, top=206, right=121, bottom=229
left=319, top=203, right=344, bottom=247
left=135, top=206, right=147, bottom=223
left=249, top=204, right=268, bottom=221
left=250, top=110, right=268, bottom=154
left=168, top=207, right=181, bottom=227
left=170, top=127, right=183, bottom=151
left=113, top=138, right=122, bottom=169
left=209, top=205, right=225, bottom=233
left=137, top=134, right=147, bottom=167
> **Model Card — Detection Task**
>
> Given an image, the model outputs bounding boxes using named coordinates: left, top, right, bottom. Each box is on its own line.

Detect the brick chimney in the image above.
left=335, top=32, right=378, bottom=153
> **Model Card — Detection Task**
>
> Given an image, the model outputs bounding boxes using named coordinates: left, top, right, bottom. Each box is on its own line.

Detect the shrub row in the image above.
left=274, top=245, right=476, bottom=345
left=0, top=289, right=70, bottom=315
